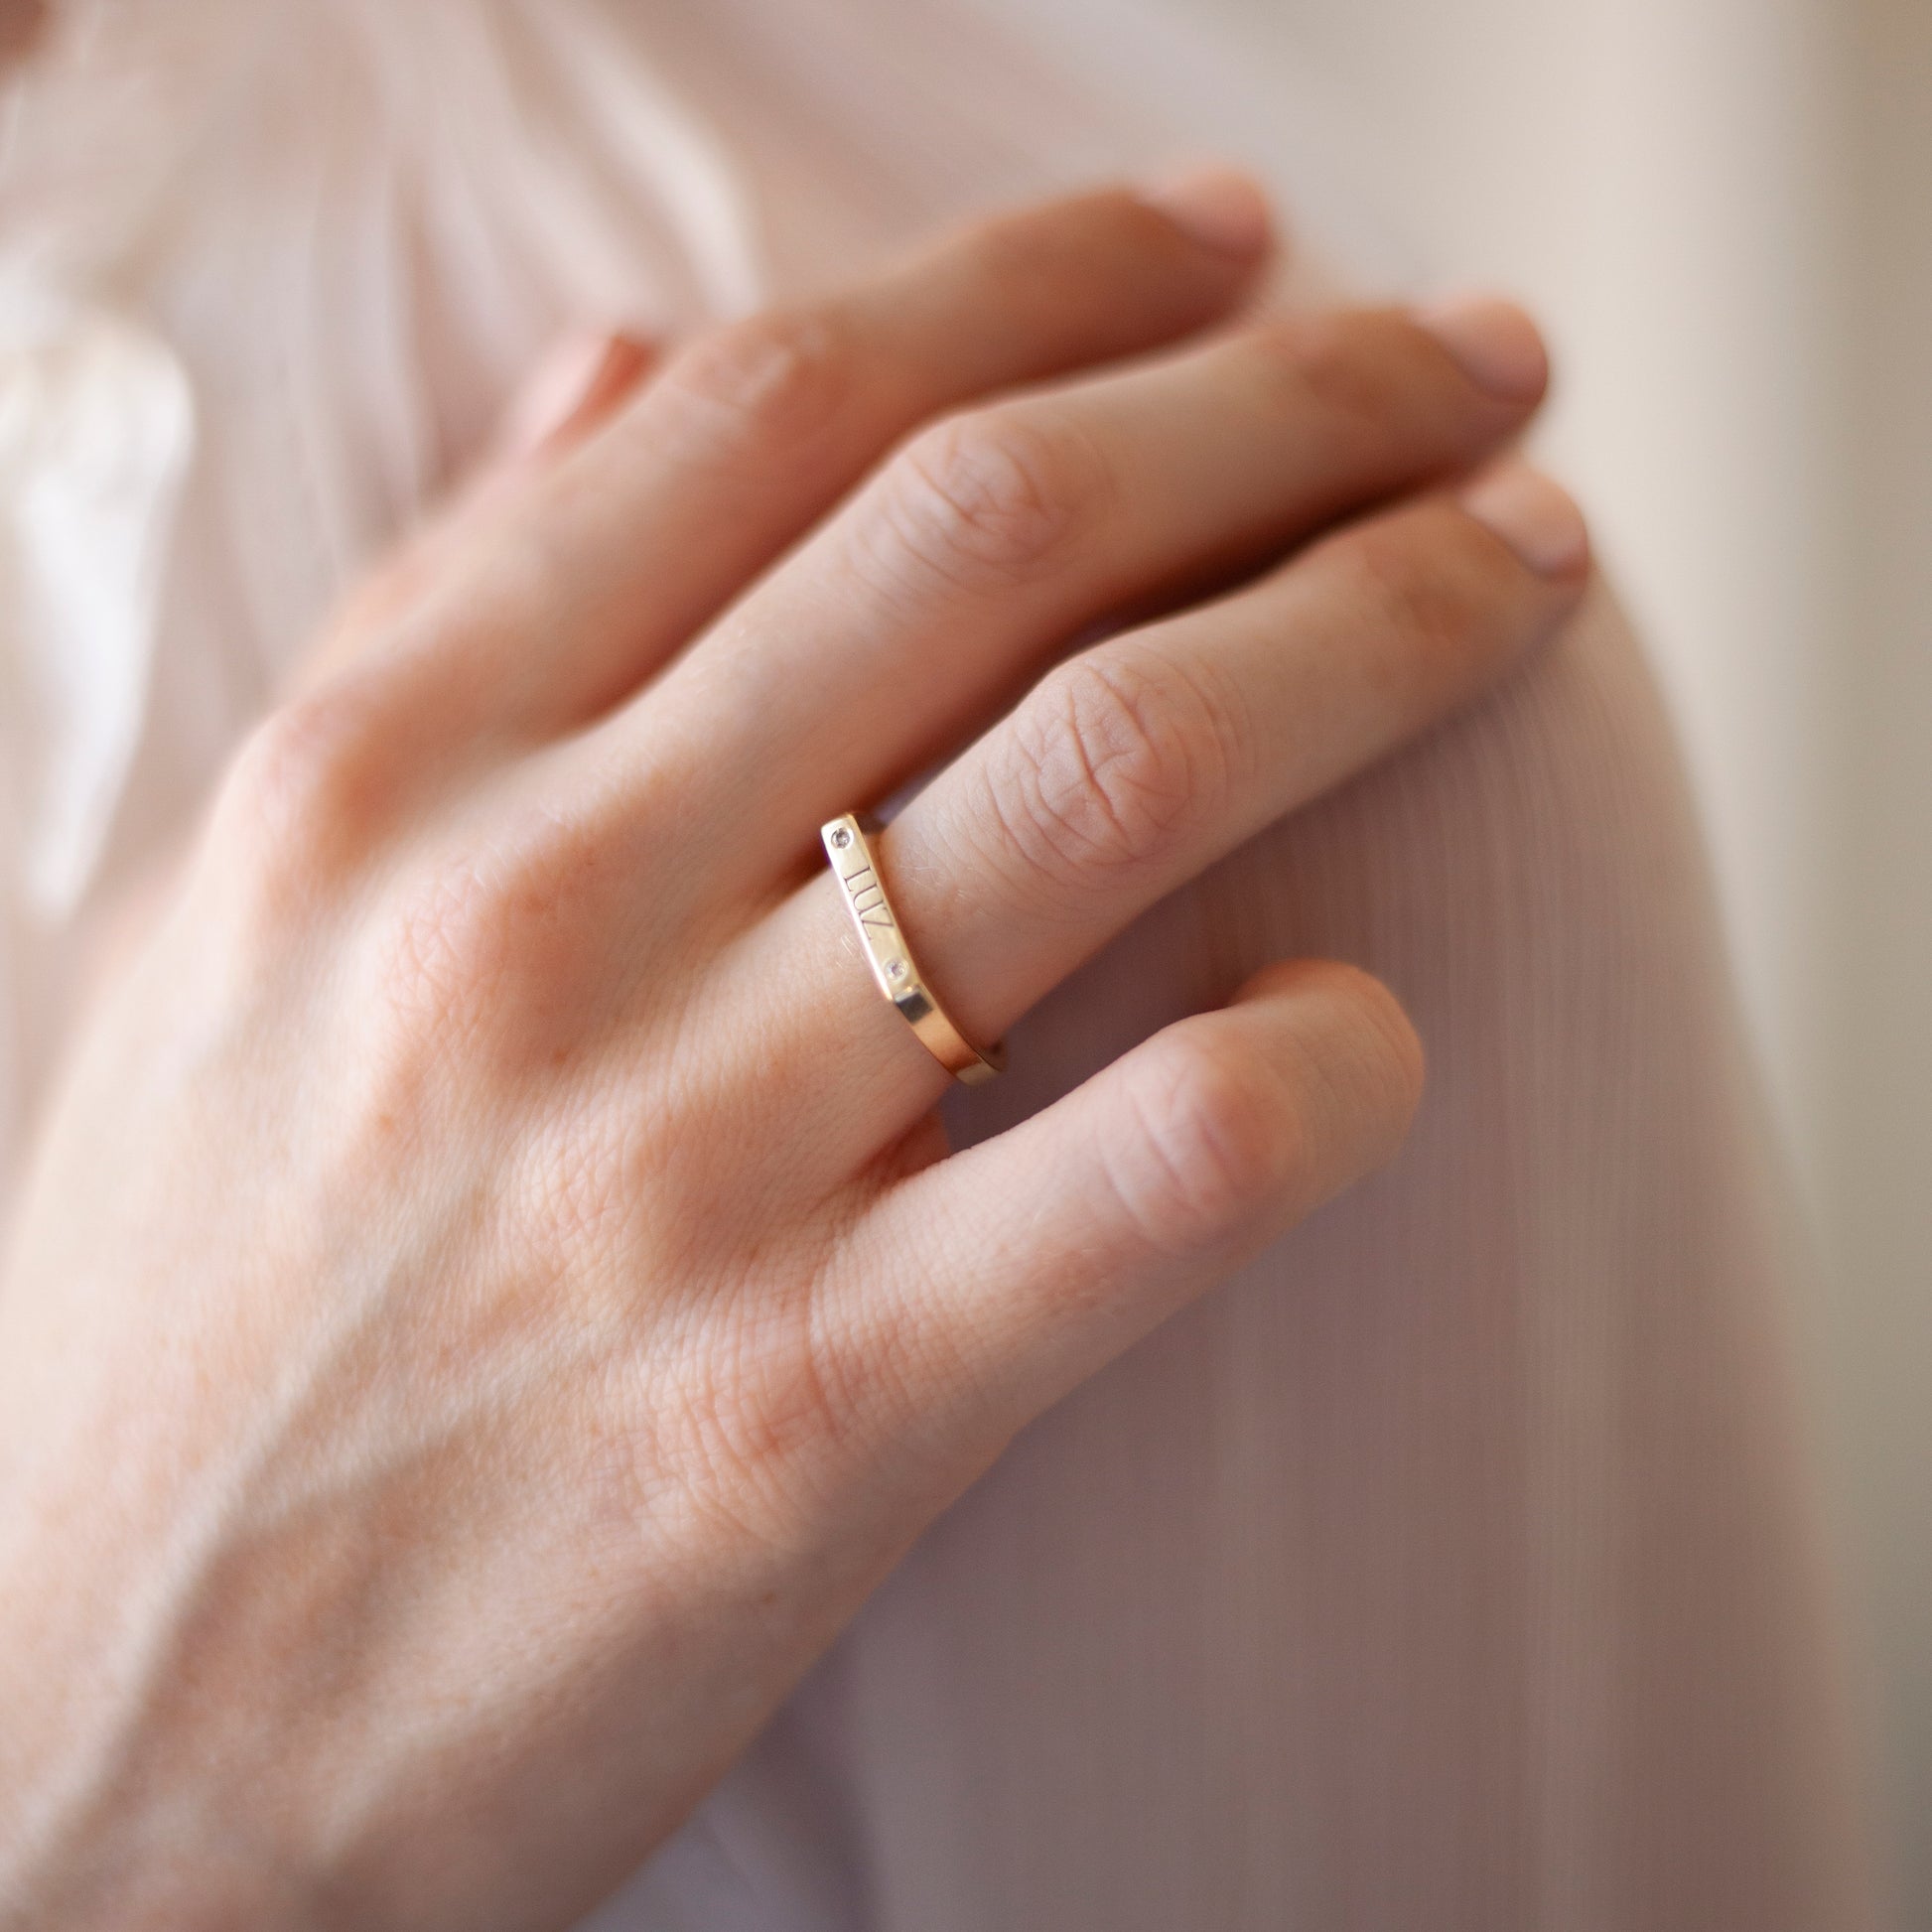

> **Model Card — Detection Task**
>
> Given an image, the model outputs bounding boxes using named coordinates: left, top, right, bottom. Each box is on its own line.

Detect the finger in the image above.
left=640, top=295, right=1550, bottom=872
left=740, top=458, right=1585, bottom=1169
left=304, top=330, right=659, bottom=682
left=829, top=960, right=1422, bottom=1460
left=487, top=331, right=660, bottom=469
left=385, top=174, right=1275, bottom=729
left=901, top=460, right=1589, bottom=1003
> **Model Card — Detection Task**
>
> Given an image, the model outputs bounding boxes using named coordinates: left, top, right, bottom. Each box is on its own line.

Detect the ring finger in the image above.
left=631, top=293, right=1551, bottom=879
left=740, top=457, right=1588, bottom=1168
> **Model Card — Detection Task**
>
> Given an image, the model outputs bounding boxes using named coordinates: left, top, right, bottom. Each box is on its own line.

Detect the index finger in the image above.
left=393, top=173, right=1276, bottom=728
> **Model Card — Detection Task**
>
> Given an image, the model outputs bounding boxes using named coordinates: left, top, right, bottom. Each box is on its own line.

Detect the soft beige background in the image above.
left=1195, top=0, right=1927, bottom=1914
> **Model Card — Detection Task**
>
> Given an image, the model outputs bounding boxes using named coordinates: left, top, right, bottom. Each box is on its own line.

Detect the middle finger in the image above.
left=734, top=458, right=1589, bottom=1172
left=631, top=296, right=1550, bottom=881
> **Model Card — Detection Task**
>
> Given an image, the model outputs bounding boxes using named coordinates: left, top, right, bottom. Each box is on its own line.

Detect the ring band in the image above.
left=821, top=813, right=1005, bottom=1085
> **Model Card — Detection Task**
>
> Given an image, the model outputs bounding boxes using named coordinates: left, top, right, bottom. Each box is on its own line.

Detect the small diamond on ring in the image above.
left=830, top=826, right=852, bottom=849
left=887, top=958, right=906, bottom=980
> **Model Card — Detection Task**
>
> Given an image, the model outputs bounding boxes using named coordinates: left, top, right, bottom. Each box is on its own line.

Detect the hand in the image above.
left=0, top=176, right=1587, bottom=1930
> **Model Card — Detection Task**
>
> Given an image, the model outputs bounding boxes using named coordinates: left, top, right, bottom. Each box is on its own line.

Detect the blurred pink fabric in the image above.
left=0, top=2, right=1879, bottom=1925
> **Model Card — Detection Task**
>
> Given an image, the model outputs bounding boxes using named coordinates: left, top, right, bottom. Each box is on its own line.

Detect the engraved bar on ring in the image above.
left=821, top=813, right=1005, bottom=1084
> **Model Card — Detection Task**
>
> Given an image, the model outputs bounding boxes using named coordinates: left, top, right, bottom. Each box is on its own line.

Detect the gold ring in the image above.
left=821, top=813, right=1005, bottom=1085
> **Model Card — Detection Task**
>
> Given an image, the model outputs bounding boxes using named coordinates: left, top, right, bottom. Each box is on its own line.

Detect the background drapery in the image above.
left=1194, top=0, right=1925, bottom=1910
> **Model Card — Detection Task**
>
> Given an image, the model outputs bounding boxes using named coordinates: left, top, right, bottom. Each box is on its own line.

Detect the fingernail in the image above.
left=1417, top=293, right=1549, bottom=404
left=1460, top=460, right=1590, bottom=577
left=1140, top=166, right=1273, bottom=261
left=496, top=330, right=654, bottom=462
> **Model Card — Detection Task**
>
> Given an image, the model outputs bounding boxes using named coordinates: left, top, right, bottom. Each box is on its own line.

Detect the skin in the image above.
left=0, top=177, right=1588, bottom=1930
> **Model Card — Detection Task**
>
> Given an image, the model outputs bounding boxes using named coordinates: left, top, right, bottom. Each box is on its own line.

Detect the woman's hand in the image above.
left=0, top=177, right=1586, bottom=1930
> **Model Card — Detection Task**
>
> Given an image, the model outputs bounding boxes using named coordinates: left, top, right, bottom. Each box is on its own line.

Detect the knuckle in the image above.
left=960, top=209, right=1072, bottom=306
left=369, top=823, right=593, bottom=1059
left=959, top=200, right=1136, bottom=323
left=1254, top=311, right=1411, bottom=445
left=1116, top=1033, right=1307, bottom=1253
left=948, top=191, right=1199, bottom=354
left=816, top=1284, right=990, bottom=1482
left=650, top=1286, right=873, bottom=1537
left=378, top=852, right=523, bottom=1039
left=701, top=1318, right=842, bottom=1481
left=656, top=307, right=854, bottom=466
left=993, top=647, right=1229, bottom=883
left=213, top=685, right=389, bottom=919
left=224, top=690, right=371, bottom=840
left=1341, top=511, right=1504, bottom=677
left=636, top=1233, right=980, bottom=1533
left=875, top=405, right=1106, bottom=594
